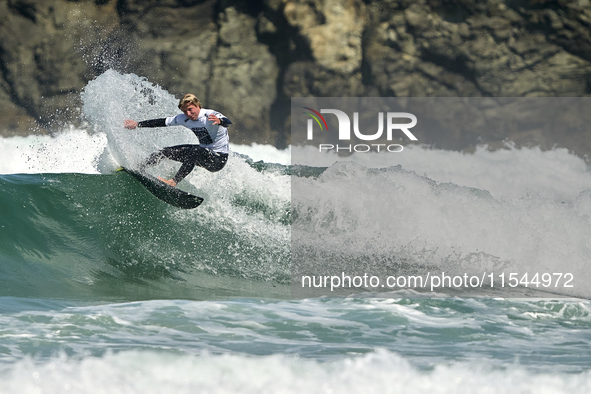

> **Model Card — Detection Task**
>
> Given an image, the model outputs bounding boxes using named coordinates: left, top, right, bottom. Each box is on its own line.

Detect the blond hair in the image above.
left=178, top=93, right=202, bottom=110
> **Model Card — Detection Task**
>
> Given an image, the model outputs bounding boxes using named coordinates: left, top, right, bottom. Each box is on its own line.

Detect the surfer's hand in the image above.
left=124, top=120, right=138, bottom=129
left=208, top=114, right=220, bottom=125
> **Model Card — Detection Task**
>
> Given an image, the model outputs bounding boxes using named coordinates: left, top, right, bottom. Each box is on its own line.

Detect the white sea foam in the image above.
left=0, top=129, right=107, bottom=174
left=231, top=142, right=290, bottom=165
left=292, top=158, right=591, bottom=298
left=0, top=350, right=589, bottom=394
left=293, top=143, right=591, bottom=201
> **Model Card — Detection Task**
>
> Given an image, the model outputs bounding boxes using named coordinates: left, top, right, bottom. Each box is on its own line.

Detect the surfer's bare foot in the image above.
left=158, top=177, right=177, bottom=187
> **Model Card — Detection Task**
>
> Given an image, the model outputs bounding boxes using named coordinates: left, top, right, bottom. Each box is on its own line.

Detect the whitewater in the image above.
left=0, top=70, right=590, bottom=393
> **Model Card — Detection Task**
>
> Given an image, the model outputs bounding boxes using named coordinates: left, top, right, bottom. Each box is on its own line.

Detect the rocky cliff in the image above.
left=1, top=0, right=591, bottom=153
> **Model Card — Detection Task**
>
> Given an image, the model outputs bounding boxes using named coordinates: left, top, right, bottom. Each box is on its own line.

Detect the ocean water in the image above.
left=1, top=70, right=591, bottom=393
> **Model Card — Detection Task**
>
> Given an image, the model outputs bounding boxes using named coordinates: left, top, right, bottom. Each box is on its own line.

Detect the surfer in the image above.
left=123, top=94, right=231, bottom=187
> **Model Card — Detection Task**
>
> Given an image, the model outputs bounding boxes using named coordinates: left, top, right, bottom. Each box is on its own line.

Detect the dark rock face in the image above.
left=1, top=0, right=590, bottom=154
left=0, top=0, right=120, bottom=134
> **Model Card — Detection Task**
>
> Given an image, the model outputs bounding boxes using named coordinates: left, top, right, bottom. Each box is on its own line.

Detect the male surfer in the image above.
left=123, top=94, right=231, bottom=187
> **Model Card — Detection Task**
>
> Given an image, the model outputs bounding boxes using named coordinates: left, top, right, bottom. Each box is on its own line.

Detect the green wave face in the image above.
left=0, top=171, right=291, bottom=301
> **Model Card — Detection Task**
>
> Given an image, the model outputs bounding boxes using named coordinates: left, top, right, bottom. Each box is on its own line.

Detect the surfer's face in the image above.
left=182, top=104, right=200, bottom=121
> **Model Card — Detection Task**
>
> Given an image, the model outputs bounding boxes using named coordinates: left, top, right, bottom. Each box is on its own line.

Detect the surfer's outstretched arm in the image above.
left=124, top=119, right=167, bottom=129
